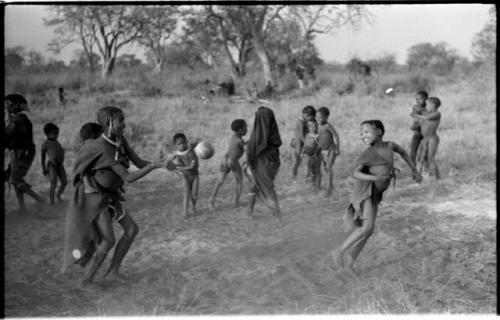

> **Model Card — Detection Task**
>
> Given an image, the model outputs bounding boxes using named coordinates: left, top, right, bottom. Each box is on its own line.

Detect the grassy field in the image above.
left=4, top=65, right=496, bottom=315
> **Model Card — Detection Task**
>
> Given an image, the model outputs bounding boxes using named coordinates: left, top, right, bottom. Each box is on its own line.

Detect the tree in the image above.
left=115, top=53, right=142, bottom=69
left=407, top=42, right=459, bottom=74
left=70, top=49, right=101, bottom=71
left=137, top=6, right=180, bottom=74
left=471, top=5, right=496, bottom=64
left=45, top=6, right=99, bottom=73
left=45, top=5, right=146, bottom=77
left=25, top=49, right=46, bottom=71
left=5, top=46, right=26, bottom=71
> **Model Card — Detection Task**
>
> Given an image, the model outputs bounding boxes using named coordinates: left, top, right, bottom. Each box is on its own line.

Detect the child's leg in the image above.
left=56, top=165, right=68, bottom=201
left=292, top=141, right=303, bottom=179
left=13, top=185, right=27, bottom=213
left=332, top=199, right=375, bottom=271
left=325, top=151, right=337, bottom=195
left=247, top=185, right=258, bottom=217
left=183, top=178, right=192, bottom=218
left=410, top=132, right=423, bottom=164
left=105, top=211, right=138, bottom=282
left=427, top=135, right=440, bottom=179
left=344, top=203, right=378, bottom=275
left=80, top=210, right=115, bottom=286
left=191, top=176, right=199, bottom=213
left=314, top=156, right=322, bottom=190
left=209, top=168, right=229, bottom=206
left=48, top=164, right=58, bottom=204
left=233, top=164, right=243, bottom=207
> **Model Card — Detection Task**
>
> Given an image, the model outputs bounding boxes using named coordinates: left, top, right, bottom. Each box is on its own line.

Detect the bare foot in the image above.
left=76, top=278, right=97, bottom=291
left=105, top=272, right=129, bottom=284
left=330, top=249, right=344, bottom=270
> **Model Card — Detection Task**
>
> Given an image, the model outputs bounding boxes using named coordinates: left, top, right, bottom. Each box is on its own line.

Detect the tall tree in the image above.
left=45, top=6, right=99, bottom=73
left=138, top=5, right=180, bottom=74
left=45, top=5, right=146, bottom=77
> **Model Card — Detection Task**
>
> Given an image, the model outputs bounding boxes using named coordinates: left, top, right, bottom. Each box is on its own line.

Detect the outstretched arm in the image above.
left=41, top=145, right=48, bottom=175
left=122, top=137, right=150, bottom=169
left=391, top=142, right=422, bottom=182
left=111, top=161, right=163, bottom=183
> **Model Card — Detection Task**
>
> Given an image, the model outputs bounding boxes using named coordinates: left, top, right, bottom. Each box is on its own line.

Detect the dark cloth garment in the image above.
left=62, top=136, right=136, bottom=272
left=7, top=148, right=35, bottom=188
left=347, top=146, right=394, bottom=219
left=247, top=107, right=282, bottom=169
left=247, top=107, right=282, bottom=211
left=5, top=113, right=35, bottom=151
left=42, top=139, right=65, bottom=166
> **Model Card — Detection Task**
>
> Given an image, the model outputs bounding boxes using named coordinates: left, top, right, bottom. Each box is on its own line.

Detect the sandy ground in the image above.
left=4, top=170, right=496, bottom=316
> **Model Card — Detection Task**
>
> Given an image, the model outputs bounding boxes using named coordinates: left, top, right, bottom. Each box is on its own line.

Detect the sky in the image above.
left=4, top=4, right=492, bottom=64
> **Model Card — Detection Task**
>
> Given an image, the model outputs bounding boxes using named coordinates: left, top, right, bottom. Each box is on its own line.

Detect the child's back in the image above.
left=420, top=112, right=440, bottom=138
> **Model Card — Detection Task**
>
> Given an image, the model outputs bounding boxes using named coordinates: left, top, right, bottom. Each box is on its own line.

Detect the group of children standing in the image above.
left=4, top=89, right=442, bottom=286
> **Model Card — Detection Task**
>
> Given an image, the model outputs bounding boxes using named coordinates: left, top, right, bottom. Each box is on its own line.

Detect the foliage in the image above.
left=406, top=42, right=460, bottom=75
left=471, top=5, right=496, bottom=64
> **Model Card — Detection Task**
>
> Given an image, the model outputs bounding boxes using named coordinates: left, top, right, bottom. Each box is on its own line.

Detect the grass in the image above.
left=3, top=63, right=496, bottom=315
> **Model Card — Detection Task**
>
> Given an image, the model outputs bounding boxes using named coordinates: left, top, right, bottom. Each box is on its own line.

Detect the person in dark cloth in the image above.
left=331, top=120, right=421, bottom=278
left=246, top=106, right=282, bottom=223
left=61, top=107, right=164, bottom=288
left=41, top=122, right=67, bottom=205
left=5, top=93, right=46, bottom=214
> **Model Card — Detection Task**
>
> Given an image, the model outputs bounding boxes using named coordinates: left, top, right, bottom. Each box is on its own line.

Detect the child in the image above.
left=41, top=123, right=68, bottom=205
left=62, top=106, right=165, bottom=288
left=409, top=91, right=428, bottom=164
left=411, top=97, right=442, bottom=179
left=301, top=119, right=321, bottom=189
left=78, top=122, right=104, bottom=194
left=58, top=87, right=66, bottom=106
left=167, top=133, right=200, bottom=219
left=209, top=119, right=247, bottom=209
left=331, top=120, right=421, bottom=278
left=317, top=106, right=341, bottom=196
left=291, top=105, right=316, bottom=180
left=5, top=94, right=46, bottom=214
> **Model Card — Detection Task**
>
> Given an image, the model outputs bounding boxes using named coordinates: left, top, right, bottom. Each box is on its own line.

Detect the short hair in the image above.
left=173, top=133, right=187, bottom=143
left=79, top=122, right=103, bottom=141
left=5, top=94, right=28, bottom=112
left=43, top=122, right=59, bottom=135
left=96, top=106, right=124, bottom=128
left=302, top=105, right=316, bottom=117
left=58, top=87, right=64, bottom=92
left=231, top=119, right=247, bottom=132
left=416, top=91, right=429, bottom=99
left=427, top=97, right=441, bottom=108
left=361, top=119, right=385, bottom=137
left=317, top=106, right=330, bottom=117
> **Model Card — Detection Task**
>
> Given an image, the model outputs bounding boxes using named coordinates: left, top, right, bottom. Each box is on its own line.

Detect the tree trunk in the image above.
left=253, top=36, right=274, bottom=86
left=102, top=56, right=115, bottom=78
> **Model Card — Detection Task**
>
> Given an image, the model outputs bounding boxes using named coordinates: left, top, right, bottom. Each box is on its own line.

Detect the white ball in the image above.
left=194, top=141, right=215, bottom=160
left=72, top=249, right=82, bottom=259
left=385, top=87, right=394, bottom=94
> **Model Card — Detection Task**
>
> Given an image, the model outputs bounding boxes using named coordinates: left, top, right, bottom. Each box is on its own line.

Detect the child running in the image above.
left=291, top=105, right=316, bottom=180
left=317, top=106, right=341, bottom=196
left=409, top=91, right=428, bottom=164
left=41, top=122, right=67, bottom=205
left=167, top=133, right=200, bottom=219
left=331, top=120, right=421, bottom=278
left=411, top=96, right=442, bottom=180
left=5, top=94, right=46, bottom=214
left=209, top=119, right=248, bottom=209
left=62, top=107, right=165, bottom=288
